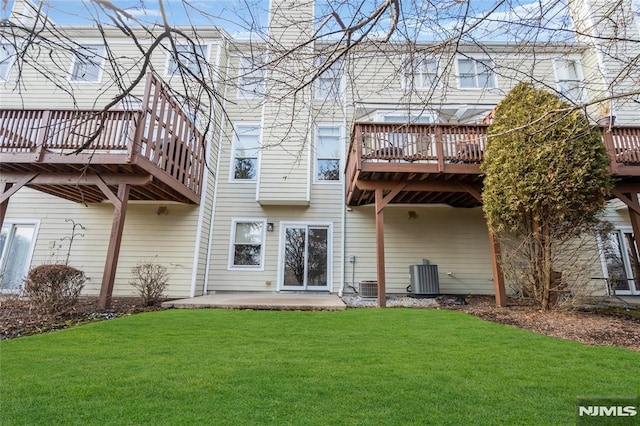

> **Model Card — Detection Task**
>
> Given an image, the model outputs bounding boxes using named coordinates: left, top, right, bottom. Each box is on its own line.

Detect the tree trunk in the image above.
left=540, top=224, right=553, bottom=310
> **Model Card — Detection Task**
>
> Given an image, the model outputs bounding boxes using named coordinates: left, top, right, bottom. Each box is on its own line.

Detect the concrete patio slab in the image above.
left=161, top=293, right=346, bottom=311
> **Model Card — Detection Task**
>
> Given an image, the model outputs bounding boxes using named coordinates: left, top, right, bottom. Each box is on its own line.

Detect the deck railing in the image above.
left=0, top=74, right=206, bottom=198
left=347, top=122, right=640, bottom=183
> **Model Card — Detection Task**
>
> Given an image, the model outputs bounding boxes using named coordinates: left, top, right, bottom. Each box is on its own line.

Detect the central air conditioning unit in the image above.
left=359, top=280, right=378, bottom=298
left=409, top=260, right=439, bottom=296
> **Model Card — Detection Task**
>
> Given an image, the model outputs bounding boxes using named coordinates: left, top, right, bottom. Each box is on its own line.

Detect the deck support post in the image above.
left=98, top=183, right=130, bottom=310
left=375, top=188, right=386, bottom=308
left=372, top=183, right=407, bottom=308
left=0, top=182, right=13, bottom=228
left=488, top=230, right=507, bottom=307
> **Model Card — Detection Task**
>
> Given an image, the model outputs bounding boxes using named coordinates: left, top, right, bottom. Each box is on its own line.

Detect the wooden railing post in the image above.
left=34, top=110, right=51, bottom=162
left=355, top=123, right=363, bottom=169
left=601, top=127, right=618, bottom=174
left=435, top=125, right=444, bottom=172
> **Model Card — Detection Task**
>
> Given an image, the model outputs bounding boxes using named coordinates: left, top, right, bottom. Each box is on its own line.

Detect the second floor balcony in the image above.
left=0, top=74, right=206, bottom=205
left=346, top=122, right=640, bottom=208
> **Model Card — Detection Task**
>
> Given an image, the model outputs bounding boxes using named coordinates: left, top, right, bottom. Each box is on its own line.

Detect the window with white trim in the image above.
left=0, top=43, right=16, bottom=81
left=381, top=113, right=433, bottom=123
left=230, top=220, right=266, bottom=269
left=404, top=56, right=438, bottom=89
left=315, top=57, right=343, bottom=99
left=70, top=45, right=105, bottom=82
left=0, top=222, right=38, bottom=292
left=238, top=55, right=266, bottom=98
left=231, top=125, right=261, bottom=181
left=553, top=59, right=586, bottom=103
left=598, top=228, right=640, bottom=295
left=457, top=58, right=496, bottom=89
left=315, top=126, right=341, bottom=182
left=166, top=44, right=207, bottom=77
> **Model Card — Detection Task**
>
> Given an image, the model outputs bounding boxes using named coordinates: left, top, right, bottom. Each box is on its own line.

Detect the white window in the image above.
left=70, top=45, right=105, bottom=82
left=166, top=44, right=207, bottom=77
left=315, top=57, right=343, bottom=99
left=231, top=125, right=261, bottom=181
left=598, top=228, right=640, bottom=295
left=457, top=58, right=496, bottom=89
left=381, top=113, right=433, bottom=123
left=404, top=56, right=438, bottom=89
left=0, top=222, right=38, bottom=292
left=229, top=219, right=266, bottom=269
left=553, top=59, right=586, bottom=103
left=0, top=43, right=16, bottom=81
left=238, top=55, right=266, bottom=98
left=315, top=126, right=342, bottom=182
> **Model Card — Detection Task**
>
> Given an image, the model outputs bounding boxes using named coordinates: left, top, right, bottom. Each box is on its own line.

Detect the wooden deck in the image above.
left=0, top=74, right=206, bottom=204
left=346, top=121, right=640, bottom=307
left=346, top=122, right=640, bottom=207
left=0, top=73, right=207, bottom=309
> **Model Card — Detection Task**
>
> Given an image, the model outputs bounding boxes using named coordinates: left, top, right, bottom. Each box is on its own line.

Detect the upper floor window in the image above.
left=231, top=125, right=261, bottom=181
left=404, top=56, right=438, bottom=90
left=457, top=58, right=496, bottom=89
left=381, top=114, right=433, bottom=123
left=553, top=59, right=586, bottom=103
left=0, top=44, right=16, bottom=81
left=238, top=55, right=266, bottom=98
left=166, top=44, right=207, bottom=77
left=70, top=45, right=105, bottom=82
left=315, top=126, right=342, bottom=182
left=315, top=57, right=343, bottom=99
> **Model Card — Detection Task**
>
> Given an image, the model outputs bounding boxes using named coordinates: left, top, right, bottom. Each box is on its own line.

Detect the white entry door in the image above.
left=280, top=223, right=331, bottom=291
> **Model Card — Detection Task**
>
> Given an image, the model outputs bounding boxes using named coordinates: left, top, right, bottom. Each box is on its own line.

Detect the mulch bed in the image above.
left=1, top=295, right=639, bottom=351
left=0, top=296, right=162, bottom=340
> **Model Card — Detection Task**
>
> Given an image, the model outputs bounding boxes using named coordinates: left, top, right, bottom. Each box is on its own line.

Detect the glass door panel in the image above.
left=307, top=227, right=328, bottom=289
left=601, top=230, right=639, bottom=295
left=623, top=232, right=639, bottom=294
left=283, top=227, right=306, bottom=288
left=1, top=224, right=37, bottom=291
left=281, top=225, right=329, bottom=291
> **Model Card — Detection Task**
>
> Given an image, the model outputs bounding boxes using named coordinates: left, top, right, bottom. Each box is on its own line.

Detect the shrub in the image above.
left=129, top=262, right=169, bottom=306
left=23, top=264, right=86, bottom=314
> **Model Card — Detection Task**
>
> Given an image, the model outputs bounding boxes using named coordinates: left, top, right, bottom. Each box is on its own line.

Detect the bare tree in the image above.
left=2, top=0, right=638, bottom=143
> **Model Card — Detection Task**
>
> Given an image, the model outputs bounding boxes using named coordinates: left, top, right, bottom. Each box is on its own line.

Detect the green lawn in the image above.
left=1, top=309, right=638, bottom=425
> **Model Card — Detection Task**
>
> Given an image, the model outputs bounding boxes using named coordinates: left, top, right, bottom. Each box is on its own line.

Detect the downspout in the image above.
left=339, top=65, right=348, bottom=297
left=189, top=43, right=219, bottom=297
left=202, top=41, right=229, bottom=295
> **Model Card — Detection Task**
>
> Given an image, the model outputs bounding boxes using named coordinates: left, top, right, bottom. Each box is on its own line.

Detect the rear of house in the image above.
left=2, top=0, right=640, bottom=304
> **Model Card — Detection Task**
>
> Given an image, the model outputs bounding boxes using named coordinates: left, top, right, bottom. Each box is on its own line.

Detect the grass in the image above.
left=1, top=309, right=639, bottom=425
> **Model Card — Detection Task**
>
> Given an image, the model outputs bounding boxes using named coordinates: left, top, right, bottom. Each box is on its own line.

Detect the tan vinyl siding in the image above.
left=206, top=187, right=343, bottom=293
left=344, top=206, right=495, bottom=295
left=344, top=48, right=579, bottom=110
left=4, top=188, right=199, bottom=297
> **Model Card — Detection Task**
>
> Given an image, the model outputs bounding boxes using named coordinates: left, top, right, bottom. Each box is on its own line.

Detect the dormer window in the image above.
left=70, top=45, right=105, bottom=82
left=0, top=44, right=16, bottom=81
left=166, top=44, right=207, bottom=77
left=315, top=57, right=343, bottom=99
left=404, top=56, right=438, bottom=90
left=238, top=55, right=266, bottom=98
left=553, top=59, right=586, bottom=103
left=457, top=58, right=496, bottom=89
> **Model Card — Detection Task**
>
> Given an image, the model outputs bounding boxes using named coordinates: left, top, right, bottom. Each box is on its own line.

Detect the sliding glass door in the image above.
left=280, top=224, right=330, bottom=291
